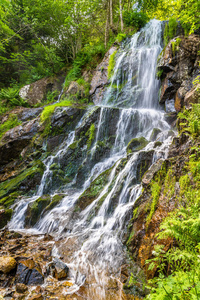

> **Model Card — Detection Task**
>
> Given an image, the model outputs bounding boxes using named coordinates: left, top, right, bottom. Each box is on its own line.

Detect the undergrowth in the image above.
left=145, top=104, right=200, bottom=299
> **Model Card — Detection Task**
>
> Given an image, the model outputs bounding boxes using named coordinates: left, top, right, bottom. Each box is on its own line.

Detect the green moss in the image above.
left=146, top=181, right=161, bottom=225
left=0, top=191, right=21, bottom=209
left=75, top=167, right=113, bottom=211
left=179, top=174, right=191, bottom=196
left=69, top=141, right=78, bottom=150
left=49, top=163, right=59, bottom=170
left=0, top=114, right=21, bottom=141
left=156, top=69, right=163, bottom=79
left=25, top=195, right=51, bottom=226
left=108, top=50, right=117, bottom=79
left=0, top=162, right=44, bottom=199
left=43, top=194, right=64, bottom=214
left=163, top=168, right=176, bottom=200
left=86, top=123, right=96, bottom=149
left=127, top=137, right=148, bottom=154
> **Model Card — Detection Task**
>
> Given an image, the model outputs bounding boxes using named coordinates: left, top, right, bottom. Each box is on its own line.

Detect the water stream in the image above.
left=9, top=20, right=175, bottom=299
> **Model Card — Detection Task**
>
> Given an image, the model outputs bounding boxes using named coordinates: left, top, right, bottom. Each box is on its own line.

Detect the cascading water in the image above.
left=9, top=19, right=175, bottom=299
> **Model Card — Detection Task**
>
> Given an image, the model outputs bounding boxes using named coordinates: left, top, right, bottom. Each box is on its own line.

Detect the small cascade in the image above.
left=9, top=19, right=176, bottom=299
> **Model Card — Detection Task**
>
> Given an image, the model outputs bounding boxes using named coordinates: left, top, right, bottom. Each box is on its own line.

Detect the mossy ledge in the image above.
left=0, top=161, right=45, bottom=200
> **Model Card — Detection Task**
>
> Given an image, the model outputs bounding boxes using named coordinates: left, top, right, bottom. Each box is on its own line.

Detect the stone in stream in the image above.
left=150, top=128, right=161, bottom=141
left=0, top=256, right=16, bottom=273
left=47, top=257, right=69, bottom=280
left=15, top=259, right=44, bottom=285
left=126, top=137, right=149, bottom=154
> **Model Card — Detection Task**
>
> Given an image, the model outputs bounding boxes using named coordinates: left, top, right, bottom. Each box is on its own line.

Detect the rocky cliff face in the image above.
left=158, top=34, right=200, bottom=112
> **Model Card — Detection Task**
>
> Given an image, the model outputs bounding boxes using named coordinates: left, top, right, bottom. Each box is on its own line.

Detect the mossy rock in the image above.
left=150, top=128, right=162, bottom=141
left=154, top=141, right=162, bottom=148
left=49, top=163, right=60, bottom=171
left=0, top=209, right=13, bottom=229
left=75, top=166, right=114, bottom=211
left=25, top=195, right=51, bottom=227
left=68, top=141, right=78, bottom=150
left=127, top=137, right=149, bottom=154
left=0, top=162, right=44, bottom=200
left=43, top=194, right=64, bottom=214
left=0, top=191, right=21, bottom=209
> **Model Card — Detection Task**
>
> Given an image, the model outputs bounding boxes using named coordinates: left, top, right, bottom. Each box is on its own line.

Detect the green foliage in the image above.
left=108, top=50, right=117, bottom=79
left=76, top=78, right=90, bottom=97
left=116, top=33, right=126, bottom=43
left=0, top=114, right=21, bottom=140
left=45, top=90, right=59, bottom=104
left=171, top=38, right=181, bottom=56
left=65, top=43, right=106, bottom=87
left=0, top=86, right=27, bottom=107
left=145, top=150, right=200, bottom=300
left=123, top=10, right=149, bottom=30
left=164, top=18, right=178, bottom=46
left=178, top=104, right=200, bottom=137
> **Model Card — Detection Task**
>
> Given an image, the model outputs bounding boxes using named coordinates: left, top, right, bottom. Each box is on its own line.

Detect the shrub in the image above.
left=123, top=10, right=149, bottom=30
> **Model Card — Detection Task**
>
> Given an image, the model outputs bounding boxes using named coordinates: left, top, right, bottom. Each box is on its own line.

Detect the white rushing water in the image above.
left=9, top=20, right=176, bottom=299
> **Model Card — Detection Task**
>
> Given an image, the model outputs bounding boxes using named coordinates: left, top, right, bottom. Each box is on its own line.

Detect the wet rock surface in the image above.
left=90, top=46, right=118, bottom=104
left=158, top=34, right=200, bottom=111
left=126, top=134, right=196, bottom=280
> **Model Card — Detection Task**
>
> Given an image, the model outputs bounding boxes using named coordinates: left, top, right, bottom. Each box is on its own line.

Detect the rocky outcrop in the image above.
left=126, top=133, right=195, bottom=280
left=19, top=74, right=65, bottom=106
left=90, top=46, right=118, bottom=104
left=158, top=34, right=200, bottom=112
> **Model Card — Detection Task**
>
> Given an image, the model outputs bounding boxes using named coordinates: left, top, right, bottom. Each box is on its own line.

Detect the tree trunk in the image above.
left=119, top=0, right=123, bottom=32
left=105, top=1, right=110, bottom=48
left=110, top=0, right=113, bottom=27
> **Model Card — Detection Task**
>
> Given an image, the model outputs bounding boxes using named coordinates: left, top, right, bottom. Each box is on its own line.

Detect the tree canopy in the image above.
left=0, top=0, right=199, bottom=88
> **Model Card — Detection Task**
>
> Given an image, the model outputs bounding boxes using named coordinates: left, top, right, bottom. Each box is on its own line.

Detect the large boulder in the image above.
left=47, top=257, right=69, bottom=280
left=19, top=75, right=65, bottom=106
left=184, top=83, right=200, bottom=107
left=90, top=46, right=118, bottom=104
left=0, top=118, right=41, bottom=166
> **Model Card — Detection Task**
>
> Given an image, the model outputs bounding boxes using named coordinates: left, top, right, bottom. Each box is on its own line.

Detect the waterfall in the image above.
left=9, top=20, right=175, bottom=299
